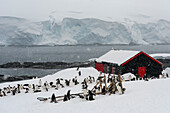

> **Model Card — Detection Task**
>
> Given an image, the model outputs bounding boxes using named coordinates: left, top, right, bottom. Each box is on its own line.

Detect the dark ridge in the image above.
left=157, top=59, right=170, bottom=69
left=0, top=61, right=94, bottom=69
left=0, top=75, right=37, bottom=83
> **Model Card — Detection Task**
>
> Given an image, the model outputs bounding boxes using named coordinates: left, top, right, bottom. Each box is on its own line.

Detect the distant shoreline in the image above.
left=0, top=61, right=94, bottom=83
left=0, top=74, right=37, bottom=83
left=0, top=61, right=94, bottom=69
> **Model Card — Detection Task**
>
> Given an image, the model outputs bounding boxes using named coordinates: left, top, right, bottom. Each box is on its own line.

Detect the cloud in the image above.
left=0, top=0, right=169, bottom=21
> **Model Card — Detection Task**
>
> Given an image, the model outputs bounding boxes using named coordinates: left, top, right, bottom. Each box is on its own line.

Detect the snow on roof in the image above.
left=149, top=53, right=170, bottom=59
left=96, top=49, right=140, bottom=65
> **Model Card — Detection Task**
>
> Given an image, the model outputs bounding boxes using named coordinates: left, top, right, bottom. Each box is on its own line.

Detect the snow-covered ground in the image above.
left=0, top=67, right=170, bottom=113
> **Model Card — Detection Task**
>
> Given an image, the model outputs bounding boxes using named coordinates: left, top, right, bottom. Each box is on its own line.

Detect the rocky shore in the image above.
left=0, top=61, right=94, bottom=69
left=0, top=74, right=37, bottom=83
left=0, top=61, right=94, bottom=83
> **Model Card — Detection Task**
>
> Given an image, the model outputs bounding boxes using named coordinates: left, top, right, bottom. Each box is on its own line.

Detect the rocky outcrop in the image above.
left=157, top=59, right=170, bottom=69
left=0, top=74, right=37, bottom=83
left=0, top=61, right=94, bottom=69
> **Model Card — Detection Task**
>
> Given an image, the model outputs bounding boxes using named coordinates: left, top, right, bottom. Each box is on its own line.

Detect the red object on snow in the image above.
left=121, top=51, right=162, bottom=66
left=138, top=67, right=146, bottom=78
left=95, top=63, right=103, bottom=73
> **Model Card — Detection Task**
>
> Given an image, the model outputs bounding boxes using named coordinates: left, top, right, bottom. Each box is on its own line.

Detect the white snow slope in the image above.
left=0, top=67, right=170, bottom=113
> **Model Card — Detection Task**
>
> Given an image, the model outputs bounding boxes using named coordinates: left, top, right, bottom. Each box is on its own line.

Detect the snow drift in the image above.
left=0, top=67, right=170, bottom=113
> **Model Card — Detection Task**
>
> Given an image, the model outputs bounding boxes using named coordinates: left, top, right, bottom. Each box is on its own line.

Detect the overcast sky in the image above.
left=0, top=0, right=169, bottom=22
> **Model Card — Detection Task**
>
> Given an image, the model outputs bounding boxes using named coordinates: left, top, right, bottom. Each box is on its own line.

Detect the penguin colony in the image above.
left=0, top=68, right=125, bottom=103
left=0, top=75, right=84, bottom=97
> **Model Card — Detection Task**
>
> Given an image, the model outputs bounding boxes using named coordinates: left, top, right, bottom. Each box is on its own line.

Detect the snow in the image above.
left=150, top=53, right=170, bottom=59
left=96, top=49, right=139, bottom=65
left=162, top=68, right=170, bottom=75
left=91, top=28, right=109, bottom=37
left=1, top=16, right=170, bottom=45
left=1, top=67, right=170, bottom=113
left=122, top=73, right=136, bottom=81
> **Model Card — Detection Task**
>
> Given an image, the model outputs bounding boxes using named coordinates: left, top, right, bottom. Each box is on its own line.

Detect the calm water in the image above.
left=0, top=45, right=170, bottom=77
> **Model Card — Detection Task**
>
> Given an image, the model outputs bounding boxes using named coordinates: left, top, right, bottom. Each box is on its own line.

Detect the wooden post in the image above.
left=91, top=82, right=99, bottom=91
left=99, top=77, right=102, bottom=92
left=104, top=74, right=107, bottom=89
left=107, top=78, right=116, bottom=95
left=118, top=74, right=123, bottom=89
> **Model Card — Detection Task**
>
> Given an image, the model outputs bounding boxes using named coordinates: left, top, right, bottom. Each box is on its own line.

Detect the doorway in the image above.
left=138, top=67, right=146, bottom=78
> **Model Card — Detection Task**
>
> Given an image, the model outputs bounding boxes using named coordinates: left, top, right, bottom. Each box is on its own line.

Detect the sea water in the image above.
left=0, top=45, right=170, bottom=77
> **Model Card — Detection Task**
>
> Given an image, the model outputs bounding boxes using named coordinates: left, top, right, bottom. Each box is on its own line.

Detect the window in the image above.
left=107, top=66, right=110, bottom=73
left=112, top=67, right=116, bottom=74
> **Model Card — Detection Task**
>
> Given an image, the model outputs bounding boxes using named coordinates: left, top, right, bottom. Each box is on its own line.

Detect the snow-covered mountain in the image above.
left=0, top=16, right=170, bottom=45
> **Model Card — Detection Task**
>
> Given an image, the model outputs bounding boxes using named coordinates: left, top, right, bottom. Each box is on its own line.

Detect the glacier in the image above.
left=0, top=16, right=170, bottom=45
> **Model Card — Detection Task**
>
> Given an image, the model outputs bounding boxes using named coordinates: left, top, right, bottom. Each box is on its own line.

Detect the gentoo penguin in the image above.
left=88, top=90, right=95, bottom=101
left=116, top=83, right=122, bottom=95
left=63, top=95, right=68, bottom=102
left=50, top=93, right=57, bottom=103
left=39, top=79, right=42, bottom=86
left=0, top=89, right=3, bottom=97
left=66, top=90, right=71, bottom=100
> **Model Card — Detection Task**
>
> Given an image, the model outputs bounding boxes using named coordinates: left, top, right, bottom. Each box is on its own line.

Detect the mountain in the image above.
left=0, top=16, right=170, bottom=45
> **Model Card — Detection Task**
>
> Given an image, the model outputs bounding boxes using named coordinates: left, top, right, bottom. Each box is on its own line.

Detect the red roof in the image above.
left=121, top=51, right=162, bottom=66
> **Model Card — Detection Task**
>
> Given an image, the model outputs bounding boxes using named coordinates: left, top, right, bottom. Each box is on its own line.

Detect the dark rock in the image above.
left=0, top=75, right=37, bottom=83
left=157, top=59, right=170, bottom=69
left=0, top=62, right=22, bottom=68
left=0, top=61, right=94, bottom=69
